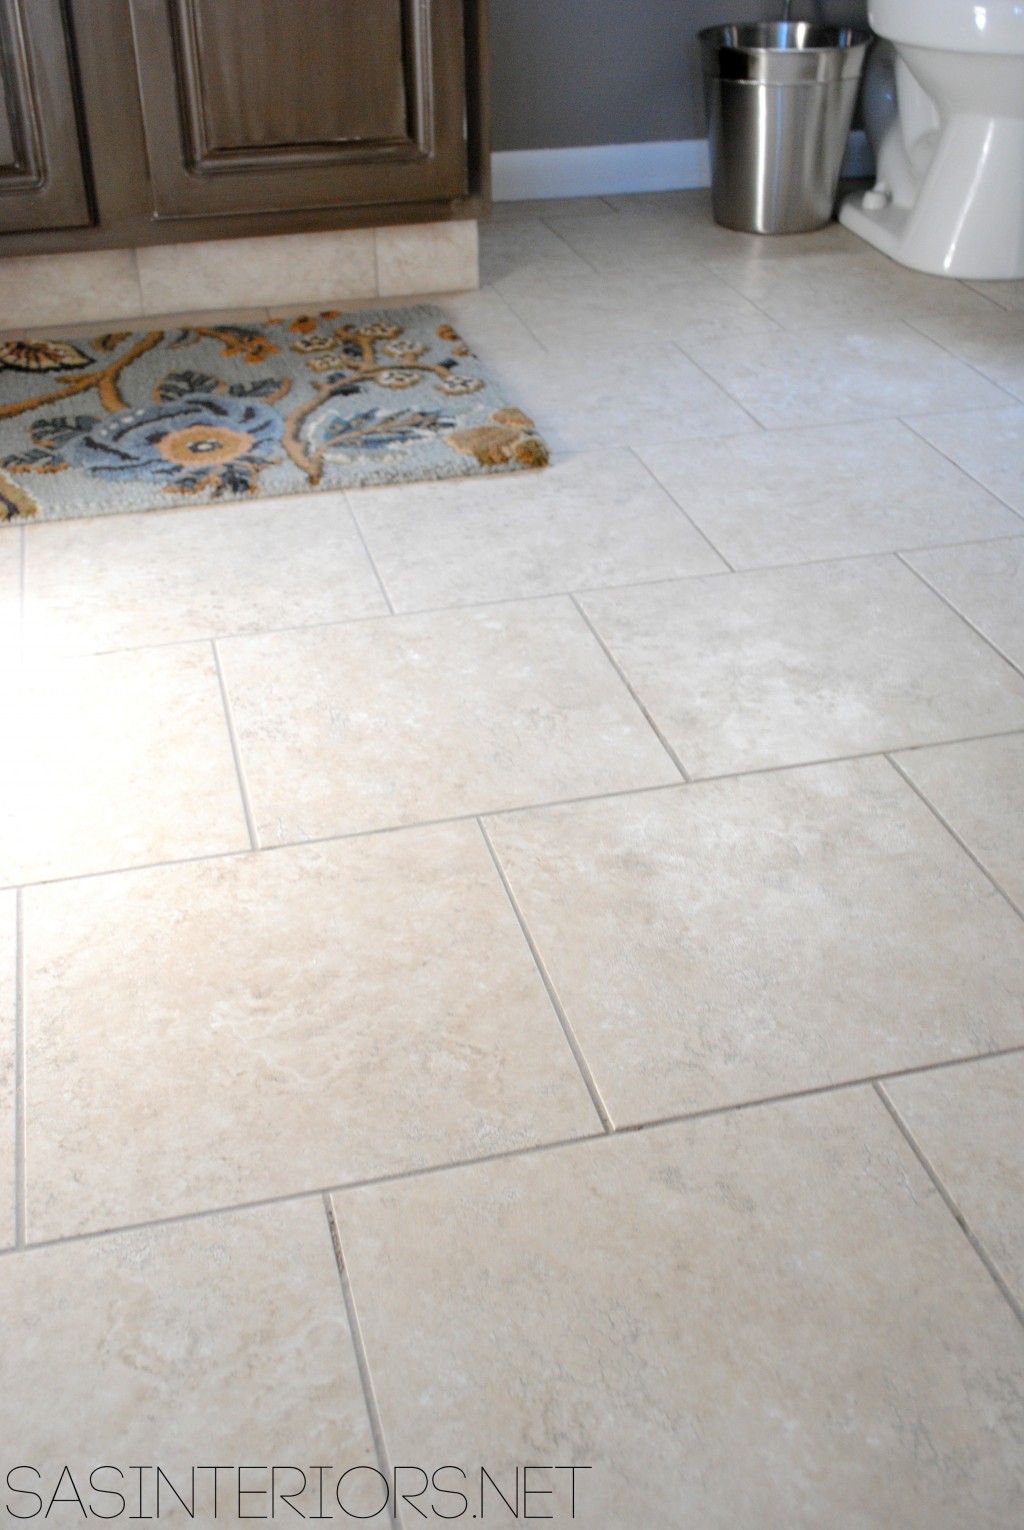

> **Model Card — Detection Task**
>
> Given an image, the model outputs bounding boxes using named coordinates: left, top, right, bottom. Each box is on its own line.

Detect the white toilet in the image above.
left=839, top=0, right=1024, bottom=278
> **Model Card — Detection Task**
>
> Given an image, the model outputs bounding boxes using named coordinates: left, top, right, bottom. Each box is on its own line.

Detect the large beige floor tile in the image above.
left=489, top=195, right=617, bottom=221
left=541, top=210, right=719, bottom=275
left=907, top=312, right=1024, bottom=403
left=22, top=823, right=598, bottom=1239
left=479, top=217, right=595, bottom=284
left=606, top=188, right=720, bottom=216
left=603, top=190, right=865, bottom=260
left=220, top=598, right=679, bottom=843
left=637, top=419, right=1021, bottom=569
left=893, top=733, right=1024, bottom=909
left=0, top=891, right=14, bottom=1250
left=486, top=762, right=1024, bottom=1123
left=0, top=1199, right=381, bottom=1519
left=906, top=406, right=1024, bottom=516
left=706, top=250, right=999, bottom=329
left=332, top=1088, right=1024, bottom=1529
left=474, top=342, right=757, bottom=452
left=884, top=1055, right=1024, bottom=1310
left=494, top=266, right=778, bottom=350
left=684, top=324, right=1012, bottom=429
left=22, top=494, right=389, bottom=658
left=579, top=557, right=1024, bottom=776
left=0, top=645, right=248, bottom=887
left=967, top=278, right=1024, bottom=312
left=351, top=450, right=727, bottom=612
left=438, top=284, right=550, bottom=370
left=905, top=538, right=1024, bottom=671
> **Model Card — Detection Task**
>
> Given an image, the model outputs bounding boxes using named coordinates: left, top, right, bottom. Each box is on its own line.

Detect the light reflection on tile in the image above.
left=0, top=645, right=249, bottom=887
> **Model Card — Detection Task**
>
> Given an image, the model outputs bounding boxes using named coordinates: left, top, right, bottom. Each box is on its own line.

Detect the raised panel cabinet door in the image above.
left=128, top=0, right=469, bottom=218
left=0, top=0, right=90, bottom=232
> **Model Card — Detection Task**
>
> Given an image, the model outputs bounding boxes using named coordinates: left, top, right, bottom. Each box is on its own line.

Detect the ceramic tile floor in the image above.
left=2, top=189, right=1024, bottom=1527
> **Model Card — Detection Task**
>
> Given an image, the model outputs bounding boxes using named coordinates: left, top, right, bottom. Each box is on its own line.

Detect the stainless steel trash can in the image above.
left=699, top=22, right=870, bottom=234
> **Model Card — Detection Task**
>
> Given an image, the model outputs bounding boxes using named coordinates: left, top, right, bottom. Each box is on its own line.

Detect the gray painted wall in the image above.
left=489, top=0, right=871, bottom=152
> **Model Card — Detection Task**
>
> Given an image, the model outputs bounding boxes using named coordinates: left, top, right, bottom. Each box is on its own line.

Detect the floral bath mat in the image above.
left=0, top=305, right=549, bottom=524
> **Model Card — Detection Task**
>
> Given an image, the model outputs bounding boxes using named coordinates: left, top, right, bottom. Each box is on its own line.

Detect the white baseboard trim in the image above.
left=492, top=141, right=711, bottom=202
left=492, top=132, right=874, bottom=202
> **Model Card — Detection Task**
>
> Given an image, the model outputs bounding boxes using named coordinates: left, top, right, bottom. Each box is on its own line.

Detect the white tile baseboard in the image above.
left=0, top=220, right=480, bottom=331
left=492, top=133, right=873, bottom=202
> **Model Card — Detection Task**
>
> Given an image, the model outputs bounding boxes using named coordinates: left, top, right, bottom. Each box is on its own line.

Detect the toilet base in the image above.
left=839, top=111, right=1024, bottom=280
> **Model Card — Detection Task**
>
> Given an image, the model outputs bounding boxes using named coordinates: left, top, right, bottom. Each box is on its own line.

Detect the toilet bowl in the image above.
left=839, top=0, right=1024, bottom=278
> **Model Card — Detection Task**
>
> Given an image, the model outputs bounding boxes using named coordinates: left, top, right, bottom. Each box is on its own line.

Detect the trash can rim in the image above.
left=697, top=22, right=872, bottom=53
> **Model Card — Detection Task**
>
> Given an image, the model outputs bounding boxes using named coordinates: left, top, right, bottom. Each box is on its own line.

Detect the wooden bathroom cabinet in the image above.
left=0, top=0, right=488, bottom=254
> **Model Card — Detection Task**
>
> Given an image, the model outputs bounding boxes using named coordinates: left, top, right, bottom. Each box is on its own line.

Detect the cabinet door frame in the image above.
left=127, top=0, right=469, bottom=219
left=0, top=0, right=90, bottom=233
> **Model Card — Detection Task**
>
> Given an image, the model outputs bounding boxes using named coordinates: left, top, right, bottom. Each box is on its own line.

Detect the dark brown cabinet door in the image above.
left=128, top=0, right=468, bottom=219
left=0, top=0, right=90, bottom=232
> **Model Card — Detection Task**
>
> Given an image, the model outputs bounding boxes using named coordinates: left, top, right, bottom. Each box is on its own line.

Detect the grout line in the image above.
left=486, top=286, right=561, bottom=356
left=570, top=594, right=691, bottom=783
left=211, top=639, right=259, bottom=851
left=323, top=1194, right=400, bottom=1529
left=533, top=219, right=603, bottom=275
left=604, top=1043, right=1024, bottom=1138
left=477, top=818, right=614, bottom=1134
left=898, top=411, right=1024, bottom=527
left=7, top=1042, right=1024, bottom=1261
left=895, top=552, right=1024, bottom=683
left=709, top=530, right=1024, bottom=579
left=901, top=311, right=1024, bottom=399
left=690, top=730, right=1024, bottom=786
left=873, top=1082, right=1024, bottom=1334
left=13, top=887, right=25, bottom=1249
left=672, top=400, right=1013, bottom=437
left=0, top=785, right=689, bottom=895
left=628, top=444, right=736, bottom=572
left=667, top=341, right=768, bottom=433
left=885, top=753, right=1024, bottom=922
left=954, top=280, right=1009, bottom=314
left=129, top=250, right=146, bottom=319
left=10, top=576, right=700, bottom=665
left=344, top=495, right=396, bottom=616
left=697, top=265, right=788, bottom=335
left=7, top=728, right=1024, bottom=899
left=0, top=1129, right=608, bottom=1260
left=15, top=524, right=1024, bottom=671
left=470, top=279, right=557, bottom=355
